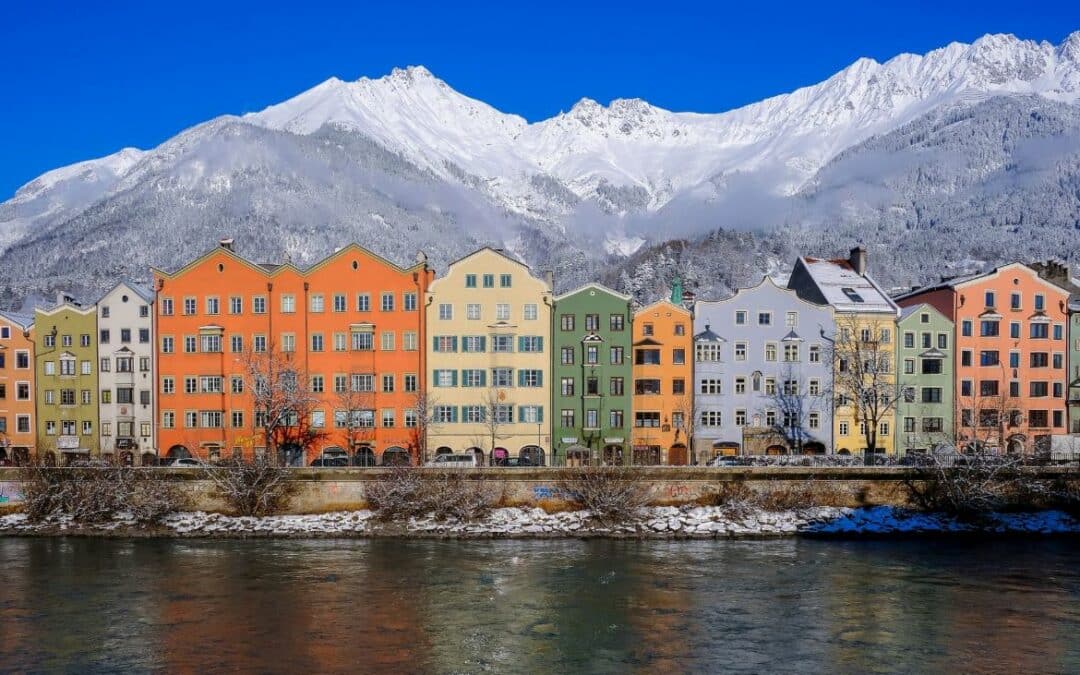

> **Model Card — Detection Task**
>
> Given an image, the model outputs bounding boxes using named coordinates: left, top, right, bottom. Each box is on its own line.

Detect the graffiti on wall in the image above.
left=0, top=481, right=24, bottom=504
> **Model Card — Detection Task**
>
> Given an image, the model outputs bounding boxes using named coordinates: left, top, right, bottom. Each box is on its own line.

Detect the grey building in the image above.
left=694, top=277, right=835, bottom=459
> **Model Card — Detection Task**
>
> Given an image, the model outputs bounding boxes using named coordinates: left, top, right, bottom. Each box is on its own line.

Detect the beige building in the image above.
left=425, top=248, right=553, bottom=465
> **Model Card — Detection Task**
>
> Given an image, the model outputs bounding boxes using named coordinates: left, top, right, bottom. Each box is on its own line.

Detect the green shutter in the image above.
left=452, top=407, right=459, bottom=423
left=536, top=337, right=543, bottom=352
left=537, top=406, right=543, bottom=423
left=451, top=336, right=459, bottom=352
left=432, top=336, right=439, bottom=352
left=536, top=371, right=543, bottom=387
left=478, top=336, right=486, bottom=352
left=479, top=369, right=487, bottom=387
left=518, top=336, right=526, bottom=352
left=518, top=369, right=526, bottom=387
left=451, top=370, right=458, bottom=386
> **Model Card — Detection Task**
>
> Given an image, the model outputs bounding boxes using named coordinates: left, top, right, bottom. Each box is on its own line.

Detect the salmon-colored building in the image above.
left=153, top=240, right=432, bottom=466
left=0, top=310, right=35, bottom=464
left=896, top=263, right=1070, bottom=454
left=630, top=292, right=694, bottom=465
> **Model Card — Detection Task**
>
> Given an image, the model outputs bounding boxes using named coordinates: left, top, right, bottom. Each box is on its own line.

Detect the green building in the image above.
left=896, top=303, right=954, bottom=455
left=552, top=284, right=634, bottom=466
left=34, top=296, right=100, bottom=464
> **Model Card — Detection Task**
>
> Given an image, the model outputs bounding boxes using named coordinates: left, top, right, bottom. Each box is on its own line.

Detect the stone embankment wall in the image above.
left=1, top=467, right=1077, bottom=515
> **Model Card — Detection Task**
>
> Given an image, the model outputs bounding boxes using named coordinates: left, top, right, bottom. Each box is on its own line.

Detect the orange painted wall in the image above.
left=0, top=317, right=35, bottom=459
left=631, top=300, right=693, bottom=465
left=154, top=244, right=430, bottom=464
left=900, top=264, right=1070, bottom=451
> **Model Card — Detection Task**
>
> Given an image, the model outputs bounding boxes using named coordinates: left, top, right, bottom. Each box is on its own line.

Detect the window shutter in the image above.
left=432, top=336, right=439, bottom=352
left=452, top=407, right=459, bottom=423
left=479, top=369, right=487, bottom=387
left=518, top=336, right=526, bottom=352
left=536, top=371, right=543, bottom=387
left=518, top=369, right=526, bottom=387
left=536, top=406, right=543, bottom=423
left=478, top=336, right=486, bottom=352
left=451, top=370, right=458, bottom=387
left=536, top=337, right=543, bottom=352
left=451, top=336, right=459, bottom=352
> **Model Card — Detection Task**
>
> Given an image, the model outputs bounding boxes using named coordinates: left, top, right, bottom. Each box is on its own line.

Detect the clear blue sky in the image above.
left=2, top=0, right=1078, bottom=197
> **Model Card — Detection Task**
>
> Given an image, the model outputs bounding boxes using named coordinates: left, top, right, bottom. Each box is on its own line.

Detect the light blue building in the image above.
left=693, top=277, right=835, bottom=459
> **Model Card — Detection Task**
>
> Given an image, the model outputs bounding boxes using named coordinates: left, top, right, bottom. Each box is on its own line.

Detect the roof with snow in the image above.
left=0, top=310, right=33, bottom=330
left=793, top=256, right=898, bottom=315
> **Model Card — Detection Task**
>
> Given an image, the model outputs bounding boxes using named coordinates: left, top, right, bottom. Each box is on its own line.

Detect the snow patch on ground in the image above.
left=2, top=506, right=1078, bottom=538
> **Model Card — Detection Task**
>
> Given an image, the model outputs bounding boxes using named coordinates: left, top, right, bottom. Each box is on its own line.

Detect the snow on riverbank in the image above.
left=1, top=506, right=1078, bottom=538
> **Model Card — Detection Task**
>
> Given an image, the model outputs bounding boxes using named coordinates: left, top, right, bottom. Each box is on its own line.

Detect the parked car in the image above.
left=167, top=458, right=203, bottom=468
left=498, top=457, right=533, bottom=467
left=425, top=454, right=479, bottom=467
left=310, top=456, right=350, bottom=468
left=707, top=455, right=743, bottom=467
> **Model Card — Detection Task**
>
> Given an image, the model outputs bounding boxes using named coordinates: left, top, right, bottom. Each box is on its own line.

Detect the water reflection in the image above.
left=1, top=538, right=1079, bottom=672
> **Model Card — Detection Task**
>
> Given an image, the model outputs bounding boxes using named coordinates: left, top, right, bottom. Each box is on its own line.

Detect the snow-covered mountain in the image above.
left=1, top=31, right=1079, bottom=307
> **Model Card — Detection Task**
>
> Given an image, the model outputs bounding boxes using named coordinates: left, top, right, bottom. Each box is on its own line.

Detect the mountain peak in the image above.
left=386, top=65, right=437, bottom=83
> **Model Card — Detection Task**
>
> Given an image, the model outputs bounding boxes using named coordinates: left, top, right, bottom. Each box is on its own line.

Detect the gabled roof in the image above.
left=791, top=257, right=899, bottom=315
left=894, top=262, right=1069, bottom=301
left=153, top=241, right=428, bottom=280
left=695, top=275, right=832, bottom=312
left=694, top=325, right=724, bottom=342
left=0, top=310, right=34, bottom=331
left=634, top=298, right=691, bottom=317
left=97, top=279, right=155, bottom=305
left=554, top=282, right=631, bottom=303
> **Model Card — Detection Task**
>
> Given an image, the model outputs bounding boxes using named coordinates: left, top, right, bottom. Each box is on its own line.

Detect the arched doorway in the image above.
left=141, top=452, right=157, bottom=467
left=353, top=446, right=376, bottom=467
left=435, top=446, right=453, bottom=457
left=165, top=445, right=191, bottom=460
left=765, top=444, right=787, bottom=456
left=633, top=445, right=661, bottom=466
left=668, top=444, right=689, bottom=466
left=1007, top=435, right=1026, bottom=454
left=492, top=447, right=510, bottom=466
left=837, top=448, right=850, bottom=455
left=713, top=441, right=740, bottom=458
left=466, top=447, right=485, bottom=467
left=565, top=445, right=591, bottom=467
left=602, top=444, right=623, bottom=466
left=519, top=445, right=545, bottom=466
left=802, top=442, right=826, bottom=455
left=42, top=451, right=57, bottom=466
left=381, top=446, right=411, bottom=467
left=120, top=451, right=134, bottom=466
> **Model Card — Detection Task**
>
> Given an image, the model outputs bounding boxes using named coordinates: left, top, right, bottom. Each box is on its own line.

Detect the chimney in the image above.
left=55, top=291, right=67, bottom=307
left=849, top=246, right=867, bottom=276
left=218, top=237, right=235, bottom=252
left=543, top=270, right=555, bottom=291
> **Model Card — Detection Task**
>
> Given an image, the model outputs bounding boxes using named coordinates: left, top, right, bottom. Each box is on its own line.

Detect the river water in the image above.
left=1, top=537, right=1078, bottom=673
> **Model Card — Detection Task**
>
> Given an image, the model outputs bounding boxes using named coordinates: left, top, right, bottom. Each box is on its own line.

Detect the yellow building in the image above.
left=787, top=248, right=900, bottom=456
left=425, top=248, right=553, bottom=465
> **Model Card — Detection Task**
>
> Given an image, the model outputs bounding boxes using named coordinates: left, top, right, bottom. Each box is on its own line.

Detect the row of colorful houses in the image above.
left=0, top=241, right=1077, bottom=466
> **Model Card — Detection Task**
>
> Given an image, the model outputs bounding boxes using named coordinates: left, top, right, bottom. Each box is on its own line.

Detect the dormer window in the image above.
left=841, top=287, right=864, bottom=303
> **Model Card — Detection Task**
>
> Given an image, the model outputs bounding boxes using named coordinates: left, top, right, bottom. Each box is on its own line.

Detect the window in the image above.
left=561, top=347, right=575, bottom=365
left=206, top=297, right=220, bottom=315
left=1030, top=352, right=1049, bottom=368
left=734, top=377, right=746, bottom=394
left=231, top=376, right=244, bottom=394
left=961, top=320, right=973, bottom=337
left=981, top=320, right=1000, bottom=337
left=984, top=291, right=996, bottom=308
left=462, top=369, right=485, bottom=387
left=841, top=287, right=864, bottom=303
left=482, top=274, right=494, bottom=288
left=1053, top=324, right=1064, bottom=340
left=519, top=336, right=543, bottom=352
left=200, top=334, right=222, bottom=353
left=610, top=410, right=624, bottom=428
left=809, top=345, right=821, bottom=363
left=735, top=409, right=746, bottom=426
left=808, top=379, right=821, bottom=396
left=700, top=379, right=722, bottom=395
left=200, top=411, right=223, bottom=429
left=921, top=358, right=942, bottom=375
left=561, top=409, right=575, bottom=428
left=523, top=303, right=539, bottom=321
left=561, top=377, right=575, bottom=396
left=758, top=312, right=771, bottom=326
left=979, top=350, right=999, bottom=366
left=496, top=304, right=510, bottom=321
left=355, top=293, right=370, bottom=312
left=700, top=411, right=722, bottom=427
left=434, top=369, right=457, bottom=387
left=381, top=374, right=394, bottom=393
left=696, top=343, right=721, bottom=362
left=519, top=370, right=542, bottom=387
left=465, top=274, right=477, bottom=288
left=352, top=331, right=375, bottom=351
left=610, top=347, right=624, bottom=364
left=585, top=314, right=600, bottom=331
left=634, top=412, right=660, bottom=428
left=99, top=329, right=111, bottom=345
left=635, top=348, right=660, bottom=365
left=403, top=292, right=417, bottom=312
left=673, top=348, right=686, bottom=365
left=980, top=380, right=1000, bottom=397
left=785, top=311, right=798, bottom=327
left=500, top=273, right=512, bottom=288
left=735, top=311, right=747, bottom=325
left=610, top=314, right=625, bottom=331
left=783, top=344, right=800, bottom=362
left=1030, top=381, right=1049, bottom=397
left=81, top=360, right=92, bottom=375
left=229, top=296, right=243, bottom=314
left=491, top=335, right=514, bottom=352
left=673, top=379, right=686, bottom=395
left=734, top=342, right=747, bottom=361
left=380, top=293, right=394, bottom=312
left=492, top=368, right=513, bottom=388
left=839, top=422, right=849, bottom=436
left=764, top=343, right=777, bottom=362
left=921, top=387, right=942, bottom=403
left=351, top=374, right=374, bottom=392
left=1053, top=353, right=1064, bottom=369
left=1035, top=293, right=1045, bottom=311
left=1031, top=323, right=1049, bottom=339
left=200, top=376, right=223, bottom=393
left=183, top=297, right=197, bottom=315
left=438, top=303, right=453, bottom=320
left=309, top=294, right=324, bottom=313
left=674, top=323, right=685, bottom=336
left=403, top=331, right=418, bottom=351
left=922, top=332, right=932, bottom=349
left=904, top=358, right=915, bottom=374
left=253, top=335, right=267, bottom=352
left=585, top=376, right=599, bottom=395
left=253, top=296, right=267, bottom=314
left=1010, top=292, right=1022, bottom=310
left=937, top=333, right=948, bottom=350
left=609, top=377, right=624, bottom=396
left=280, top=294, right=295, bottom=313
left=585, top=345, right=599, bottom=364
left=281, top=334, right=295, bottom=353
left=462, top=335, right=486, bottom=353
left=960, top=350, right=972, bottom=367
left=1029, top=410, right=1049, bottom=428
left=160, top=298, right=174, bottom=316
left=184, top=336, right=197, bottom=353
left=560, top=314, right=575, bottom=331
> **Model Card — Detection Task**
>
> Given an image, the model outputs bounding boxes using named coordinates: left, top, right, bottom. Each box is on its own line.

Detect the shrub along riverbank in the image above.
left=1, top=461, right=1079, bottom=538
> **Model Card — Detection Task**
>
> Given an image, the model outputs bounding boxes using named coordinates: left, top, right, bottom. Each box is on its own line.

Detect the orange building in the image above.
left=897, top=263, right=1070, bottom=454
left=153, top=240, right=432, bottom=466
left=631, top=295, right=693, bottom=465
left=0, top=310, right=35, bottom=464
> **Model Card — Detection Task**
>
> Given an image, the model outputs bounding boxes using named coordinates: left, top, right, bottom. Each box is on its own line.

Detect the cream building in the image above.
left=425, top=248, right=553, bottom=465
left=96, top=281, right=156, bottom=464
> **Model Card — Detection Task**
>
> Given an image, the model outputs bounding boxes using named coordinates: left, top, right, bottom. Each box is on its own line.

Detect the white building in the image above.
left=96, top=281, right=156, bottom=464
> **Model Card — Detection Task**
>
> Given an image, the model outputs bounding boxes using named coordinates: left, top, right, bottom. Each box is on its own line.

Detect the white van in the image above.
left=426, top=454, right=479, bottom=467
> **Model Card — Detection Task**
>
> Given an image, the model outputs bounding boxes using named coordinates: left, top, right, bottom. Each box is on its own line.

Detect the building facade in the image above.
left=34, top=296, right=99, bottom=464
left=1030, top=261, right=1080, bottom=437
left=895, top=304, right=954, bottom=454
left=425, top=248, right=552, bottom=465
left=693, top=277, right=834, bottom=460
left=631, top=296, right=693, bottom=465
left=897, top=263, right=1070, bottom=454
left=154, top=240, right=431, bottom=466
left=0, top=311, right=35, bottom=464
left=97, top=282, right=156, bottom=464
left=552, top=283, right=634, bottom=466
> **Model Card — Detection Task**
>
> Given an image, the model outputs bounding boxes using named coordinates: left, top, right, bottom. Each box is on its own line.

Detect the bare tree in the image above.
left=334, top=377, right=375, bottom=463
left=408, top=391, right=440, bottom=464
left=240, top=345, right=324, bottom=466
left=478, top=388, right=509, bottom=465
left=826, top=316, right=904, bottom=464
left=672, top=394, right=697, bottom=464
left=953, top=364, right=1021, bottom=454
left=763, top=363, right=829, bottom=454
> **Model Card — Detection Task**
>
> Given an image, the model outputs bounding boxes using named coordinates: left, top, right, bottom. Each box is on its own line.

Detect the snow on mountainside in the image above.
left=0, top=31, right=1079, bottom=307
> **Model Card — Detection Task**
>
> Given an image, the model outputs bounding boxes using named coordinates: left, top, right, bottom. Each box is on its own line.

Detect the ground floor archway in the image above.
left=802, top=442, right=826, bottom=455
left=435, top=446, right=453, bottom=456
left=465, top=447, right=485, bottom=466
left=120, top=451, right=134, bottom=466
left=381, top=446, right=411, bottom=467
left=765, top=444, right=787, bottom=456
left=353, top=445, right=376, bottom=467
left=519, top=445, right=545, bottom=466
left=633, top=445, right=661, bottom=466
left=279, top=444, right=303, bottom=467
left=492, top=447, right=509, bottom=465
left=565, top=445, right=591, bottom=467
left=1007, top=435, right=1026, bottom=454
left=668, top=444, right=689, bottom=466
left=141, top=452, right=157, bottom=466
left=603, top=444, right=624, bottom=466
left=165, top=445, right=191, bottom=460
